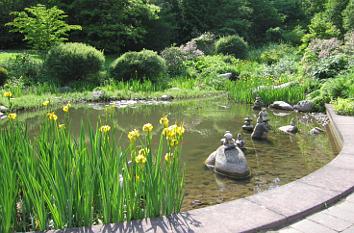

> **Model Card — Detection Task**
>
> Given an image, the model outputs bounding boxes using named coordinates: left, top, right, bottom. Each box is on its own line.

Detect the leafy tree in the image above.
left=0, top=0, right=38, bottom=49
left=301, top=0, right=326, bottom=18
left=143, top=0, right=183, bottom=51
left=6, top=4, right=81, bottom=51
left=248, top=0, right=282, bottom=43
left=301, top=12, right=340, bottom=48
left=326, top=0, right=349, bottom=33
left=342, top=0, right=354, bottom=31
left=214, top=0, right=252, bottom=38
left=53, top=0, right=160, bottom=53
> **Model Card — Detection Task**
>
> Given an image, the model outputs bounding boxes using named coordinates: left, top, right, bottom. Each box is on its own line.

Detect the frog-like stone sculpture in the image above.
left=259, top=109, right=271, bottom=130
left=251, top=116, right=269, bottom=140
left=242, top=117, right=254, bottom=132
left=253, top=96, right=264, bottom=110
left=205, top=132, right=250, bottom=179
left=236, top=133, right=245, bottom=150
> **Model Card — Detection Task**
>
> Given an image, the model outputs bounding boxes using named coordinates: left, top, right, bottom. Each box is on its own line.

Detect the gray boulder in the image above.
left=0, top=106, right=8, bottom=112
left=160, top=95, right=174, bottom=101
left=310, top=127, right=325, bottom=135
left=269, top=101, right=294, bottom=111
left=294, top=100, right=314, bottom=113
left=92, top=90, right=106, bottom=99
left=279, top=125, right=298, bottom=134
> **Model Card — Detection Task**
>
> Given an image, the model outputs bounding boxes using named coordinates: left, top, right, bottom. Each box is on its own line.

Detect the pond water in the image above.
left=21, top=97, right=337, bottom=211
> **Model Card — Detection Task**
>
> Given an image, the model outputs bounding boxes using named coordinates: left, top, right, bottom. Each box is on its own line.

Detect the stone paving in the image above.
left=275, top=192, right=354, bottom=233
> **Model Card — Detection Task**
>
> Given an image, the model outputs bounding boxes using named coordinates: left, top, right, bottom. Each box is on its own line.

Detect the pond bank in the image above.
left=30, top=104, right=354, bottom=233
left=0, top=89, right=223, bottom=112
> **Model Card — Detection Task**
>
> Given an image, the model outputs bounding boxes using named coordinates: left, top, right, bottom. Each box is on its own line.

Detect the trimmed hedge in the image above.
left=45, top=43, right=105, bottom=84
left=110, top=50, right=166, bottom=82
left=215, top=35, right=248, bottom=59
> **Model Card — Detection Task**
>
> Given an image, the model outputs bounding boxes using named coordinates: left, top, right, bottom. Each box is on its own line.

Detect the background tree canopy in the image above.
left=1, top=0, right=353, bottom=53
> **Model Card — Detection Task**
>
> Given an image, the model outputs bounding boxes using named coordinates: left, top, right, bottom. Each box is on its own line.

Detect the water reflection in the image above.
left=17, top=97, right=336, bottom=210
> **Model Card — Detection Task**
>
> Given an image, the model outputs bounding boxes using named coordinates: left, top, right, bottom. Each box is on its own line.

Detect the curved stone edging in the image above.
left=37, top=104, right=354, bottom=233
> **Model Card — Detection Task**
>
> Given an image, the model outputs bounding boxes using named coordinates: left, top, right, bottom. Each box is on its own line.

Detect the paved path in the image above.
left=275, top=192, right=354, bottom=233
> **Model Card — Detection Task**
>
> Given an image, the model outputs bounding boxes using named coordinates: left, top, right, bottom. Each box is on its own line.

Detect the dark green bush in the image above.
left=6, top=54, right=43, bottom=82
left=215, top=35, right=248, bottom=59
left=45, top=43, right=105, bottom=84
left=0, top=66, right=8, bottom=85
left=110, top=50, right=166, bottom=83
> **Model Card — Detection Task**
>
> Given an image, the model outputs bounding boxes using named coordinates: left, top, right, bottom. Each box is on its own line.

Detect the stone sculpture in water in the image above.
left=205, top=131, right=250, bottom=179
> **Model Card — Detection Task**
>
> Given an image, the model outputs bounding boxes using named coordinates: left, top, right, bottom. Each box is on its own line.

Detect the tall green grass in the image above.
left=225, top=78, right=305, bottom=105
left=0, top=111, right=184, bottom=232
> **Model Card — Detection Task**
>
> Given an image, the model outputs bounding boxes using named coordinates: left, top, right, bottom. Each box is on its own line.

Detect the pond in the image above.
left=21, top=97, right=337, bottom=211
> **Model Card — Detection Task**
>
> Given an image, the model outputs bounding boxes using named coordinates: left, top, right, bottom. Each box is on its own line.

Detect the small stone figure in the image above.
left=220, top=131, right=236, bottom=150
left=236, top=133, right=245, bottom=150
left=259, top=109, right=271, bottom=129
left=251, top=117, right=269, bottom=140
left=279, top=120, right=298, bottom=134
left=253, top=96, right=264, bottom=110
left=205, top=131, right=250, bottom=179
left=242, top=117, right=254, bottom=132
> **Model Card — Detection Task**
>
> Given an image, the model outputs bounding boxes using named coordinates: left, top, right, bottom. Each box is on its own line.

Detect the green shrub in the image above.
left=260, top=44, right=297, bottom=65
left=6, top=53, right=43, bottom=82
left=184, top=55, right=239, bottom=90
left=160, top=47, right=187, bottom=76
left=215, top=35, right=248, bottom=59
left=333, top=98, right=354, bottom=115
left=110, top=49, right=166, bottom=83
left=282, top=26, right=305, bottom=45
left=0, top=67, right=8, bottom=85
left=312, top=55, right=348, bottom=79
left=45, top=43, right=105, bottom=84
left=193, top=32, right=216, bottom=55
left=265, top=27, right=282, bottom=42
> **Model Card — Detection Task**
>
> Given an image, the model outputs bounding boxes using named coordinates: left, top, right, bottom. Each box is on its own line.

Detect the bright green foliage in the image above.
left=301, top=12, right=340, bottom=48
left=215, top=35, right=249, bottom=59
left=260, top=44, right=296, bottom=64
left=110, top=50, right=166, bottom=83
left=0, top=67, right=9, bottom=85
left=326, top=0, right=349, bottom=33
left=333, top=98, right=354, bottom=115
left=6, top=4, right=81, bottom=51
left=225, top=77, right=305, bottom=104
left=343, top=0, right=354, bottom=31
left=0, top=114, right=185, bottom=232
left=44, top=43, right=105, bottom=84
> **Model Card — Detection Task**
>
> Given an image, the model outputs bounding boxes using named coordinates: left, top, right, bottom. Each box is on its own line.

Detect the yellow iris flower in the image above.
left=3, top=91, right=12, bottom=98
left=99, top=125, right=111, bottom=133
left=8, top=113, right=17, bottom=120
left=143, top=123, right=153, bottom=133
left=47, top=112, right=58, bottom=121
left=128, top=129, right=140, bottom=142
left=42, top=100, right=50, bottom=107
left=159, top=116, right=169, bottom=128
